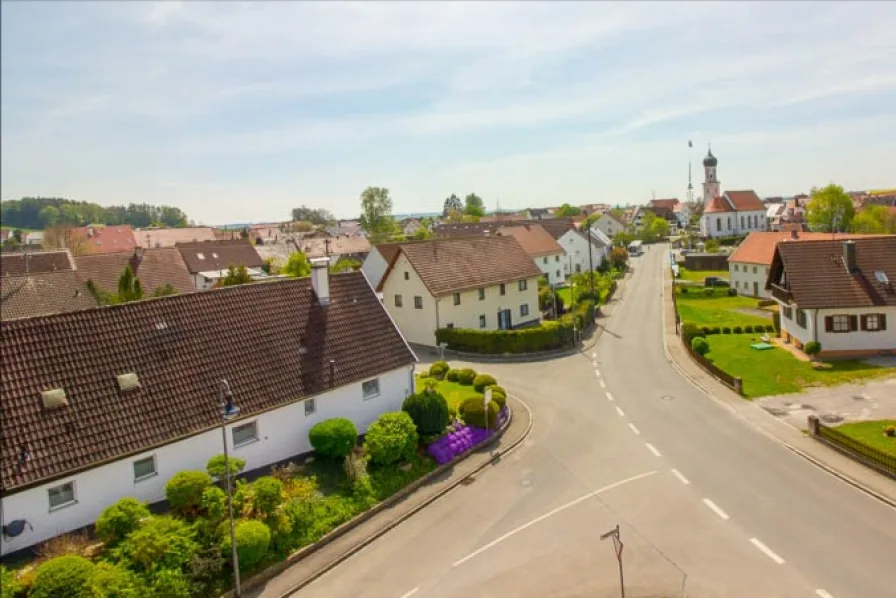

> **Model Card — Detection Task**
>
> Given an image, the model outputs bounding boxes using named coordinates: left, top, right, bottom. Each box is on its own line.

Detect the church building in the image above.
left=699, top=148, right=767, bottom=238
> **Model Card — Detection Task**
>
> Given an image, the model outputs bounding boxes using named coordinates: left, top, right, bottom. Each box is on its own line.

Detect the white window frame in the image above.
left=48, top=481, right=77, bottom=511
left=232, top=421, right=259, bottom=448
left=831, top=314, right=850, bottom=333
left=518, top=279, right=528, bottom=291
left=362, top=378, right=380, bottom=400
left=133, top=455, right=158, bottom=482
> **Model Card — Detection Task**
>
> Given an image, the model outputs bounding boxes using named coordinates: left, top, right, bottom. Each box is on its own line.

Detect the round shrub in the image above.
left=744, top=325, right=754, bottom=333
left=489, top=391, right=507, bottom=410
left=700, top=326, right=711, bottom=336
left=681, top=323, right=703, bottom=341
left=81, top=562, right=144, bottom=598
left=1, top=566, right=22, bottom=598
left=165, top=471, right=213, bottom=517
left=766, top=324, right=776, bottom=333
left=149, top=569, right=194, bottom=598
left=457, top=368, right=478, bottom=386
left=884, top=425, right=895, bottom=438
left=363, top=411, right=419, bottom=466
left=118, top=516, right=198, bottom=573
left=30, top=556, right=94, bottom=598
left=680, top=286, right=688, bottom=294
left=250, top=476, right=284, bottom=518
left=711, top=327, right=721, bottom=335
left=95, top=497, right=151, bottom=546
left=402, top=389, right=450, bottom=436
left=733, top=326, right=743, bottom=334
left=691, top=337, right=709, bottom=356
left=804, top=341, right=822, bottom=356
left=428, top=361, right=449, bottom=379
left=721, top=326, right=731, bottom=334
left=221, top=520, right=271, bottom=571
left=445, top=369, right=460, bottom=382
left=485, top=383, right=506, bottom=397
left=472, top=373, right=497, bottom=392
left=459, top=396, right=501, bottom=430
left=309, top=418, right=358, bottom=459
left=206, top=454, right=246, bottom=479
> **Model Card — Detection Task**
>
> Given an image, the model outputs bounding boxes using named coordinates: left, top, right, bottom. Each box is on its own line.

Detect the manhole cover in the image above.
left=821, top=414, right=844, bottom=424
left=852, top=395, right=866, bottom=401
left=660, top=395, right=674, bottom=401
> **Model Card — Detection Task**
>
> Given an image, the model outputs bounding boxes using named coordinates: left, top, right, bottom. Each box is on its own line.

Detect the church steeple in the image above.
left=702, top=144, right=720, bottom=206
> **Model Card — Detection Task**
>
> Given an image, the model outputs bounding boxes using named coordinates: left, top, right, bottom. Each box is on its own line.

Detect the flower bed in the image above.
left=427, top=407, right=510, bottom=465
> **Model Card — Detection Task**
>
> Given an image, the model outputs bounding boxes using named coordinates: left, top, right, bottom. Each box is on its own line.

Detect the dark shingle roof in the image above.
left=434, top=218, right=574, bottom=241
left=378, top=236, right=542, bottom=296
left=176, top=239, right=264, bottom=273
left=1, top=251, right=74, bottom=276
left=1, top=271, right=98, bottom=321
left=75, top=248, right=196, bottom=295
left=769, top=237, right=896, bottom=308
left=0, top=271, right=416, bottom=492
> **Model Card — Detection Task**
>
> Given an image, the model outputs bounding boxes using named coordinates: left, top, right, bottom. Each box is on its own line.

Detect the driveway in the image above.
left=756, top=377, right=896, bottom=429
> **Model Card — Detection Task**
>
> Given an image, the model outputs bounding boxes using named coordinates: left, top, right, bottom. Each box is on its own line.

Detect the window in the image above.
left=556, top=270, right=561, bottom=279
left=716, top=219, right=721, bottom=231
left=446, top=323, right=454, bottom=329
left=394, top=294, right=403, bottom=308
left=753, top=266, right=757, bottom=274
left=478, top=288, right=485, bottom=300
left=48, top=481, right=76, bottom=510
left=575, top=264, right=582, bottom=273
left=796, top=309, right=807, bottom=328
left=414, top=296, right=423, bottom=309
left=520, top=303, right=529, bottom=317
left=453, top=292, right=461, bottom=306
left=404, top=271, right=409, bottom=280
left=783, top=306, right=793, bottom=320
left=518, top=279, right=527, bottom=291
left=740, top=216, right=745, bottom=229
left=232, top=421, right=258, bottom=447
left=197, top=252, right=205, bottom=260
left=362, top=378, right=380, bottom=399
left=479, top=315, right=486, bottom=328
left=543, top=257, right=548, bottom=265
left=499, top=283, right=506, bottom=296
left=304, top=398, right=316, bottom=416
left=861, top=313, right=887, bottom=331
left=734, top=264, right=739, bottom=271
left=727, top=217, right=731, bottom=230
left=555, top=255, right=560, bottom=262
left=826, top=314, right=853, bottom=333
left=133, top=456, right=157, bottom=482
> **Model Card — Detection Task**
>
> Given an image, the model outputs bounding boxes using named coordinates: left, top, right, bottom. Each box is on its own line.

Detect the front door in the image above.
left=497, top=309, right=512, bottom=330
left=753, top=281, right=759, bottom=296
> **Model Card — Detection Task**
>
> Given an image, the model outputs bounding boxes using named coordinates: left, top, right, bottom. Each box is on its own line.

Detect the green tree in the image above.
left=443, top=194, right=463, bottom=216
left=153, top=284, right=177, bottom=297
left=555, top=203, right=582, bottom=217
left=220, top=264, right=254, bottom=286
left=359, top=186, right=395, bottom=240
left=806, top=184, right=855, bottom=232
left=331, top=258, right=361, bottom=272
left=646, top=215, right=670, bottom=241
left=282, top=252, right=311, bottom=277
left=290, top=205, right=334, bottom=225
left=117, top=266, right=145, bottom=303
left=39, top=205, right=60, bottom=227
left=852, top=204, right=896, bottom=234
left=464, top=193, right=485, bottom=217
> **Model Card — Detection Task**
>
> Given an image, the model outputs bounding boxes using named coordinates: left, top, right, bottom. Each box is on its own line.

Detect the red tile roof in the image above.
left=0, top=271, right=416, bottom=492
left=496, top=224, right=564, bottom=257
left=728, top=232, right=890, bottom=266
left=75, top=248, right=196, bottom=295
left=650, top=199, right=679, bottom=211
left=725, top=190, right=764, bottom=211
left=704, top=196, right=733, bottom=214
left=69, top=225, right=138, bottom=254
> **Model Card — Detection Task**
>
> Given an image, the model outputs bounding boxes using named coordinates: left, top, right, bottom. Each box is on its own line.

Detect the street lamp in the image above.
left=219, top=380, right=241, bottom=596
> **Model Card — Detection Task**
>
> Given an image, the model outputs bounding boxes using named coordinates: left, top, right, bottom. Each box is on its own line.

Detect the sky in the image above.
left=2, top=1, right=895, bottom=225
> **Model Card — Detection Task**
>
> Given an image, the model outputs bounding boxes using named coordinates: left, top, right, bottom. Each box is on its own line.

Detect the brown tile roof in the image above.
left=1, top=271, right=97, bottom=321
left=650, top=199, right=679, bottom=211
left=434, top=218, right=574, bottom=241
left=69, top=225, right=138, bottom=254
left=496, top=224, right=564, bottom=257
left=768, top=237, right=896, bottom=309
left=724, top=190, right=764, bottom=211
left=378, top=236, right=542, bottom=296
left=137, top=227, right=217, bottom=248
left=728, top=232, right=890, bottom=266
left=1, top=251, right=74, bottom=276
left=75, top=248, right=196, bottom=295
left=0, top=271, right=416, bottom=492
left=176, top=239, right=264, bottom=273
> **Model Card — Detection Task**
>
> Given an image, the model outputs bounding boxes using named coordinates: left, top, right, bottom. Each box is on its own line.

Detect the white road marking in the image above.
left=616, top=406, right=625, bottom=417
left=592, top=351, right=597, bottom=359
left=670, top=469, right=690, bottom=485
left=606, top=392, right=614, bottom=401
left=628, top=423, right=641, bottom=435
left=645, top=442, right=662, bottom=457
left=599, top=379, right=607, bottom=388
left=595, top=369, right=601, bottom=377
left=702, top=498, right=730, bottom=520
left=815, top=590, right=834, bottom=598
left=451, top=470, right=658, bottom=568
left=399, top=588, right=419, bottom=598
left=750, top=538, right=785, bottom=564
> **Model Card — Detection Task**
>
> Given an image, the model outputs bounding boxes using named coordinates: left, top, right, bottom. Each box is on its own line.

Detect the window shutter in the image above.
left=860, top=315, right=867, bottom=331
left=881, top=314, right=888, bottom=331
left=849, top=315, right=858, bottom=331
left=824, top=316, right=833, bottom=332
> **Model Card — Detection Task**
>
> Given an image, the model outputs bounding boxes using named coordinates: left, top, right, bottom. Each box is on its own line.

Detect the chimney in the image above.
left=130, top=246, right=144, bottom=273
left=310, top=256, right=330, bottom=306
left=843, top=240, right=857, bottom=273
left=790, top=228, right=799, bottom=240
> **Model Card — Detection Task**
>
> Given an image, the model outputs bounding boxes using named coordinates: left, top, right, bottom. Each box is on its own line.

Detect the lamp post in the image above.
left=219, top=380, right=241, bottom=596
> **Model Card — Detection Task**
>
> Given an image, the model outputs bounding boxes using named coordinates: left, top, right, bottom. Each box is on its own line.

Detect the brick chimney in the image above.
left=129, top=247, right=144, bottom=274
left=790, top=228, right=799, bottom=240
left=843, top=240, right=857, bottom=273
left=310, top=257, right=330, bottom=306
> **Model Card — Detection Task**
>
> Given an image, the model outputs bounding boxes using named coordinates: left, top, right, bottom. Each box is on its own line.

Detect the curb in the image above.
left=267, top=395, right=535, bottom=598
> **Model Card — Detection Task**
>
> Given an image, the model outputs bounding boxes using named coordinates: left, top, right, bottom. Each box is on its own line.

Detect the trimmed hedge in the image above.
left=472, top=374, right=496, bottom=392
left=429, top=361, right=449, bottom=379
left=363, top=412, right=419, bottom=466
left=95, top=498, right=151, bottom=546
left=221, top=520, right=271, bottom=571
left=459, top=396, right=501, bottom=430
left=445, top=369, right=461, bottom=382
left=166, top=471, right=213, bottom=517
left=722, top=326, right=731, bottom=334
left=691, top=337, right=709, bottom=356
left=733, top=326, right=743, bottom=334
left=457, top=368, right=478, bottom=385
left=309, top=418, right=358, bottom=459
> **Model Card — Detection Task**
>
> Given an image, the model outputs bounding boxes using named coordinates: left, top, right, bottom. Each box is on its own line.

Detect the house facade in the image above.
left=767, top=237, right=896, bottom=358
left=558, top=228, right=608, bottom=276
left=377, top=237, right=542, bottom=346
left=496, top=224, right=566, bottom=285
left=0, top=266, right=417, bottom=553
left=591, top=212, right=625, bottom=239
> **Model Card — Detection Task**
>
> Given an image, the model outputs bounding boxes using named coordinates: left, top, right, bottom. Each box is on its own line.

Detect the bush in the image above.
left=81, top=562, right=144, bottom=598
left=488, top=391, right=507, bottom=410
left=711, top=327, right=721, bottom=335
left=117, top=516, right=199, bottom=573
left=721, top=326, right=731, bottom=334
left=885, top=425, right=895, bottom=438
left=165, top=471, right=213, bottom=517
left=1, top=566, right=22, bottom=598
left=309, top=418, right=358, bottom=459
left=679, top=286, right=688, bottom=294
left=700, top=326, right=711, bottom=336
left=691, top=337, right=710, bottom=356
left=429, top=361, right=449, bottom=379
left=744, top=325, right=754, bottom=333
left=472, top=374, right=497, bottom=392
left=772, top=312, right=781, bottom=333
left=459, top=396, right=501, bottom=430
left=363, top=412, right=419, bottom=466
left=445, top=369, right=460, bottom=381
left=148, top=568, right=194, bottom=598
left=249, top=477, right=284, bottom=519
left=402, top=389, right=450, bottom=436
left=447, top=405, right=458, bottom=420
left=95, top=498, right=151, bottom=546
left=485, top=383, right=506, bottom=397
left=221, top=520, right=271, bottom=571
left=733, top=326, right=743, bottom=334
left=727, top=288, right=737, bottom=296
left=681, top=323, right=703, bottom=342
left=30, top=556, right=95, bottom=598
left=201, top=485, right=228, bottom=522
left=457, top=368, right=478, bottom=385
left=804, top=341, right=822, bottom=356
left=206, top=454, right=246, bottom=479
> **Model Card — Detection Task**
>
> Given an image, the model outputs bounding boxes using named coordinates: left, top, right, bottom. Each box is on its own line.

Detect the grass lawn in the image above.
left=833, top=420, right=896, bottom=457
left=676, top=268, right=729, bottom=283
left=415, top=374, right=482, bottom=411
left=703, top=334, right=896, bottom=398
left=675, top=287, right=771, bottom=329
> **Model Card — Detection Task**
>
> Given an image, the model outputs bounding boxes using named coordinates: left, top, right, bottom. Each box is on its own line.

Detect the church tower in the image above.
left=702, top=146, right=719, bottom=206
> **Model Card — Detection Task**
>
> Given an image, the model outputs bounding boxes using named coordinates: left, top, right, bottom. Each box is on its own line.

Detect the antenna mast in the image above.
left=687, top=139, right=693, bottom=204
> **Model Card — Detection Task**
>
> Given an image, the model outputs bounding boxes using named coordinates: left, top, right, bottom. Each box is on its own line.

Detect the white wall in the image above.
left=436, top=276, right=541, bottom=332
left=380, top=253, right=439, bottom=346
left=0, top=366, right=414, bottom=554
left=781, top=305, right=896, bottom=354
left=729, top=261, right=770, bottom=298
left=702, top=210, right=767, bottom=239
left=361, top=247, right=390, bottom=289
left=534, top=252, right=566, bottom=285
left=558, top=230, right=606, bottom=277
left=593, top=214, right=623, bottom=239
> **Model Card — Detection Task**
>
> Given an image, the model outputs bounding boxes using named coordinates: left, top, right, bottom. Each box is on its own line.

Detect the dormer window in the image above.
left=197, top=253, right=205, bottom=260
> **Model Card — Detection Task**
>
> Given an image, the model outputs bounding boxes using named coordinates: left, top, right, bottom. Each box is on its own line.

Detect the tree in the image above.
left=645, top=215, right=670, bottom=242
left=359, top=186, right=394, bottom=240
left=39, top=205, right=60, bottom=227
left=117, top=266, right=144, bottom=303
left=282, top=251, right=312, bottom=277
left=609, top=246, right=628, bottom=269
left=806, top=184, right=855, bottom=232
left=852, top=204, right=896, bottom=234
left=290, top=205, right=333, bottom=226
left=464, top=193, right=485, bottom=217
left=443, top=194, right=462, bottom=217
left=43, top=224, right=88, bottom=255
left=331, top=258, right=361, bottom=272
left=153, top=284, right=177, bottom=297
left=555, top=203, right=582, bottom=217
left=220, top=264, right=254, bottom=286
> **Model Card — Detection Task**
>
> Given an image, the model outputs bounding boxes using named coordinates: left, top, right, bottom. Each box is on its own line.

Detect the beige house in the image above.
left=377, top=236, right=543, bottom=346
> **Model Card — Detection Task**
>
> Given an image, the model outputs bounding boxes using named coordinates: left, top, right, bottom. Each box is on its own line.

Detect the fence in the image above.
left=808, top=416, right=896, bottom=480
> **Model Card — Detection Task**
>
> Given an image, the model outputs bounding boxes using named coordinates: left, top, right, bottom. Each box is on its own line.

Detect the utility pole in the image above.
left=600, top=524, right=625, bottom=598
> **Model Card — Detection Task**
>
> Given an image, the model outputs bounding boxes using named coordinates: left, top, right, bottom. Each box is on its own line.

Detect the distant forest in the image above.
left=0, top=197, right=190, bottom=230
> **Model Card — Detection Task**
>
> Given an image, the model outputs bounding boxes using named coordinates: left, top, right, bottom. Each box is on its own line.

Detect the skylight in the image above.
left=197, top=253, right=205, bottom=260
left=875, top=271, right=890, bottom=284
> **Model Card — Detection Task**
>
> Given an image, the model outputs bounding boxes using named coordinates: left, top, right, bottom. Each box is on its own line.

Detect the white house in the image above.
left=767, top=236, right=896, bottom=358
left=591, top=212, right=626, bottom=239
left=376, top=236, right=543, bottom=346
left=496, top=224, right=567, bottom=285
left=401, top=219, right=424, bottom=237
left=558, top=228, right=609, bottom=276
left=0, top=263, right=417, bottom=553
left=697, top=148, right=767, bottom=238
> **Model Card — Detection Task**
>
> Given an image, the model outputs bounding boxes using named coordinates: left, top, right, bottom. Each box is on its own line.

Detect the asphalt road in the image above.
left=293, top=246, right=896, bottom=598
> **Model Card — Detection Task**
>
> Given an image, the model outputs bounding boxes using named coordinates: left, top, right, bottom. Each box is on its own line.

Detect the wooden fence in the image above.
left=808, top=416, right=896, bottom=480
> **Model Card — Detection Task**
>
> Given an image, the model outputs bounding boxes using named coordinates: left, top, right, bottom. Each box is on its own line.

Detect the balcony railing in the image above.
left=768, top=283, right=791, bottom=303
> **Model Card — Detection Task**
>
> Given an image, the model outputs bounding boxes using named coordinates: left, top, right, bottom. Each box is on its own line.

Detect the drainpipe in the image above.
left=435, top=296, right=441, bottom=338
left=813, top=309, right=820, bottom=344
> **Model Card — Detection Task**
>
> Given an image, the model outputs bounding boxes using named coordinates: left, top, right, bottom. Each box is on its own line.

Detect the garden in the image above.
left=0, top=363, right=508, bottom=598
left=833, top=420, right=896, bottom=458
left=674, top=285, right=773, bottom=330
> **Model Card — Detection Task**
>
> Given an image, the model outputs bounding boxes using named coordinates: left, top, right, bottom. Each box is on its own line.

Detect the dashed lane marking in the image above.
left=645, top=443, right=662, bottom=457
left=628, top=423, right=641, bottom=435
left=702, top=498, right=730, bottom=520
left=750, top=538, right=785, bottom=564
left=606, top=392, right=614, bottom=401
left=670, top=469, right=690, bottom=485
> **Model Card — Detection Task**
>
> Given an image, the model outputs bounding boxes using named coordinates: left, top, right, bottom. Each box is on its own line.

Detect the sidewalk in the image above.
left=244, top=395, right=533, bottom=598
left=660, top=266, right=896, bottom=508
